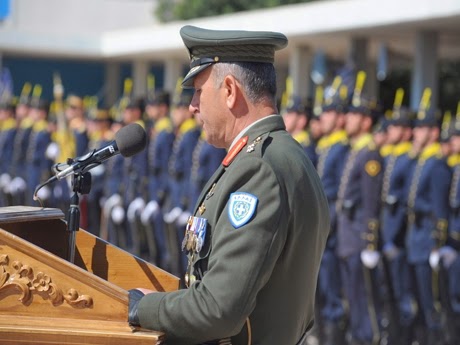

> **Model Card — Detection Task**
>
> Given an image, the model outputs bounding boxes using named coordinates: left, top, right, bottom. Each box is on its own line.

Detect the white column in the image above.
left=410, top=31, right=438, bottom=110
left=104, top=62, right=120, bottom=107
left=163, top=59, right=184, bottom=96
left=132, top=60, right=150, bottom=98
left=347, top=37, right=377, bottom=99
left=288, top=45, right=312, bottom=99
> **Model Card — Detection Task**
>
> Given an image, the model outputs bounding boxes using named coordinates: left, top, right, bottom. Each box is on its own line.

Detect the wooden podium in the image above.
left=0, top=206, right=179, bottom=345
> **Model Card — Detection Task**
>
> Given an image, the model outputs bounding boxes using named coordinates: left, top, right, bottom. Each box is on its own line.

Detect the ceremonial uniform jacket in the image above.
left=316, top=129, right=349, bottom=247
left=0, top=117, right=17, bottom=174
left=147, top=117, right=175, bottom=205
left=448, top=155, right=460, bottom=249
left=381, top=142, right=415, bottom=249
left=406, top=143, right=451, bottom=264
left=137, top=115, right=330, bottom=345
left=336, top=133, right=384, bottom=259
left=293, top=129, right=317, bottom=167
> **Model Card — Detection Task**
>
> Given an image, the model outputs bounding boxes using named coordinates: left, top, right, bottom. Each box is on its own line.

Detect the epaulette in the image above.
left=1, top=118, right=16, bottom=131
left=447, top=153, right=460, bottom=167
left=32, top=119, right=48, bottom=132
left=393, top=142, right=412, bottom=157
left=380, top=144, right=393, bottom=158
left=178, top=118, right=197, bottom=135
left=154, top=117, right=173, bottom=133
left=317, top=135, right=329, bottom=150
left=352, top=133, right=372, bottom=151
left=293, top=130, right=310, bottom=147
left=20, top=117, right=34, bottom=129
left=134, top=119, right=146, bottom=129
left=420, top=142, right=441, bottom=161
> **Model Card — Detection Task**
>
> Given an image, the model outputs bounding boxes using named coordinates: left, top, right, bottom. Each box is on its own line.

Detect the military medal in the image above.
left=182, top=216, right=208, bottom=253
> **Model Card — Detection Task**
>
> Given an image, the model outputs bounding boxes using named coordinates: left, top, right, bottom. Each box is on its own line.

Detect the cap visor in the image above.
left=182, top=63, right=213, bottom=88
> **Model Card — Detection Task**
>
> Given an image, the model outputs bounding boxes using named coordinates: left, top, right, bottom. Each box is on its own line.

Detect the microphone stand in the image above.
left=67, top=171, right=92, bottom=264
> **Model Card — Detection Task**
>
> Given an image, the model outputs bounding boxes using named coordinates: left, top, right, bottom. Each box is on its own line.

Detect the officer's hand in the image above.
left=128, top=289, right=145, bottom=327
left=360, top=249, right=380, bottom=269
left=439, top=246, right=458, bottom=269
left=429, top=250, right=440, bottom=269
left=383, top=242, right=400, bottom=261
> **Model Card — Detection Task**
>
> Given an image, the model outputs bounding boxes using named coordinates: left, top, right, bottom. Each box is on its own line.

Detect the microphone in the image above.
left=54, top=123, right=147, bottom=180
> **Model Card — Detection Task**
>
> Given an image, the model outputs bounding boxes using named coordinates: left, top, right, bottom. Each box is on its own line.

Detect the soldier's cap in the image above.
left=30, top=98, right=50, bottom=113
left=180, top=25, right=288, bottom=88
left=413, top=108, right=440, bottom=128
left=0, top=99, right=16, bottom=112
left=126, top=97, right=145, bottom=113
left=389, top=106, right=413, bottom=128
left=285, top=95, right=306, bottom=114
left=173, top=92, right=193, bottom=108
left=89, top=108, right=112, bottom=122
left=147, top=90, right=170, bottom=106
left=322, top=97, right=348, bottom=114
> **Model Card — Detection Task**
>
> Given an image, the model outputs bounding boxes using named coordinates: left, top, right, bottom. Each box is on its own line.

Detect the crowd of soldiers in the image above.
left=1, top=70, right=460, bottom=345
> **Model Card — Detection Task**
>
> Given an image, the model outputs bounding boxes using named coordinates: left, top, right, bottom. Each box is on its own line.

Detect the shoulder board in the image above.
left=380, top=144, right=393, bottom=157
left=154, top=117, right=173, bottom=133
left=1, top=118, right=16, bottom=131
left=20, top=117, right=34, bottom=129
left=448, top=154, right=460, bottom=167
left=393, top=142, right=412, bottom=157
left=134, top=120, right=146, bottom=129
left=33, top=120, right=48, bottom=132
left=293, top=130, right=310, bottom=146
left=178, top=118, right=197, bottom=134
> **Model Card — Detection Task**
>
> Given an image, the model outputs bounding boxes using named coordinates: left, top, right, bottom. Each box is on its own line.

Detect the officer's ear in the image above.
left=221, top=74, right=239, bottom=110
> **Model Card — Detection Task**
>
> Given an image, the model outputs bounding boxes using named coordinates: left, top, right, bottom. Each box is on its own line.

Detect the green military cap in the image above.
left=180, top=25, right=288, bottom=88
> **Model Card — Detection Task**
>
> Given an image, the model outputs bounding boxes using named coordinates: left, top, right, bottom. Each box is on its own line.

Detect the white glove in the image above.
left=0, top=173, right=11, bottom=190
left=45, top=142, right=60, bottom=161
left=111, top=205, right=125, bottom=224
left=127, top=197, right=145, bottom=222
left=36, top=185, right=51, bottom=201
left=140, top=200, right=160, bottom=225
left=383, top=242, right=400, bottom=261
left=429, top=250, right=440, bottom=270
left=439, top=246, right=458, bottom=269
left=8, top=176, right=26, bottom=195
left=103, top=193, right=122, bottom=216
left=361, top=249, right=381, bottom=269
left=177, top=210, right=192, bottom=227
left=164, top=207, right=182, bottom=224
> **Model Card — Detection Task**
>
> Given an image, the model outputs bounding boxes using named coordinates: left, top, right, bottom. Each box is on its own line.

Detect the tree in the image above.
left=155, top=0, right=319, bottom=23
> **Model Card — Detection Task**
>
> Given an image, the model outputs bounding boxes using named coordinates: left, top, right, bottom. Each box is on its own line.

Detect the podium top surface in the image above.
left=0, top=206, right=64, bottom=224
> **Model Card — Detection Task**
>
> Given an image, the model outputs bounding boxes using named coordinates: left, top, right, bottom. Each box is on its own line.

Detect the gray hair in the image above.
left=212, top=62, right=277, bottom=105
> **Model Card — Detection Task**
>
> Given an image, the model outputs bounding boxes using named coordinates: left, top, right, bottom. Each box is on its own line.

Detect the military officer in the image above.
left=9, top=84, right=35, bottom=205
left=128, top=25, right=330, bottom=345
left=282, top=95, right=318, bottom=166
left=26, top=98, right=52, bottom=206
left=164, top=91, right=201, bottom=277
left=141, top=90, right=176, bottom=270
left=315, top=91, right=349, bottom=345
left=336, top=92, right=384, bottom=345
left=438, top=105, right=460, bottom=344
left=85, top=107, right=114, bottom=236
left=122, top=97, right=149, bottom=255
left=380, top=105, right=417, bottom=344
left=405, top=94, right=451, bottom=345
left=0, top=99, right=17, bottom=206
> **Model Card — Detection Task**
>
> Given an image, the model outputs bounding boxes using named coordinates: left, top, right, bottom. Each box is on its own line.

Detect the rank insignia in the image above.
left=228, top=192, right=258, bottom=228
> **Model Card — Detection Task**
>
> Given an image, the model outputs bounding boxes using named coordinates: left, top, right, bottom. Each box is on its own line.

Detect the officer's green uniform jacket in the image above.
left=138, top=115, right=330, bottom=344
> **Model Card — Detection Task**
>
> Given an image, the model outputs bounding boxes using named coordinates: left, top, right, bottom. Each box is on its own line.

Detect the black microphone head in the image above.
left=115, top=123, right=147, bottom=157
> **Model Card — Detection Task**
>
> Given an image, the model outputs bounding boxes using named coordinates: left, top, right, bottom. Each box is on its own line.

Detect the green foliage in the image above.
left=155, top=0, right=319, bottom=23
